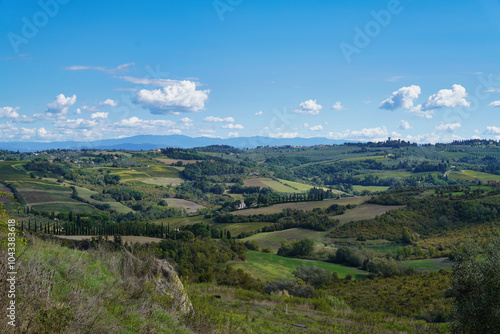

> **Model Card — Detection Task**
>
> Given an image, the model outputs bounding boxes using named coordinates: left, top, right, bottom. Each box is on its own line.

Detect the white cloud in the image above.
left=46, top=94, right=77, bottom=114
left=134, top=80, right=210, bottom=114
left=485, top=126, right=500, bottom=135
left=398, top=120, right=412, bottom=130
left=120, top=76, right=190, bottom=87
left=351, top=126, right=389, bottom=138
left=331, top=101, right=347, bottom=111
left=179, top=117, right=193, bottom=123
left=293, top=99, right=323, bottom=115
left=488, top=101, right=500, bottom=108
left=227, top=132, right=239, bottom=138
left=53, top=118, right=100, bottom=129
left=81, top=105, right=99, bottom=112
left=406, top=105, right=434, bottom=118
left=423, top=84, right=470, bottom=110
left=100, top=99, right=118, bottom=107
left=269, top=132, right=299, bottom=138
left=91, top=112, right=108, bottom=119
left=203, top=116, right=235, bottom=123
left=435, top=122, right=461, bottom=132
left=114, top=117, right=176, bottom=128
left=37, top=127, right=50, bottom=138
left=403, top=133, right=463, bottom=144
left=255, top=111, right=263, bottom=116
left=309, top=125, right=323, bottom=131
left=379, top=85, right=421, bottom=110
left=65, top=62, right=135, bottom=74
left=328, top=126, right=389, bottom=141
left=0, top=107, right=20, bottom=118
left=19, top=127, right=36, bottom=139
left=222, top=124, right=244, bottom=129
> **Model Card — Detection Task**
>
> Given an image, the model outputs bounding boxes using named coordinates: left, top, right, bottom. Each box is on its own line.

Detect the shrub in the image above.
left=264, top=280, right=315, bottom=298
left=293, top=265, right=335, bottom=288
left=365, top=257, right=416, bottom=278
left=277, top=238, right=314, bottom=257
left=262, top=247, right=273, bottom=254
left=244, top=240, right=260, bottom=251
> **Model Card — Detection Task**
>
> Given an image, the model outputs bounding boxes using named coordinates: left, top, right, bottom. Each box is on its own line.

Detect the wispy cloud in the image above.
left=203, top=116, right=235, bottom=123
left=65, top=62, right=135, bottom=74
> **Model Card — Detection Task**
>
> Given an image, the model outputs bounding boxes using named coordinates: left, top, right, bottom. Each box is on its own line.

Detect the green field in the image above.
left=134, top=177, right=184, bottom=187
left=232, top=196, right=370, bottom=216
left=229, top=250, right=367, bottom=281
left=351, top=185, right=390, bottom=192
left=72, top=185, right=133, bottom=214
left=31, top=202, right=101, bottom=214
left=242, top=228, right=326, bottom=251
left=335, top=204, right=405, bottom=225
left=243, top=177, right=328, bottom=194
left=260, top=178, right=303, bottom=193
left=0, top=161, right=30, bottom=181
left=165, top=198, right=205, bottom=214
left=134, top=165, right=180, bottom=178
left=447, top=170, right=500, bottom=183
left=403, top=258, right=451, bottom=272
left=151, top=215, right=211, bottom=229
left=277, top=179, right=341, bottom=193
left=13, top=181, right=72, bottom=192
left=212, top=222, right=273, bottom=235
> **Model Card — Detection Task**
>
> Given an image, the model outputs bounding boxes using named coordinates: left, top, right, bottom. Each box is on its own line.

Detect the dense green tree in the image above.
left=450, top=238, right=500, bottom=333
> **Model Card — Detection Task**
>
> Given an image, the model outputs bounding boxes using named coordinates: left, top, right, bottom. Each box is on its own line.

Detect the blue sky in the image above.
left=1, top=0, right=500, bottom=143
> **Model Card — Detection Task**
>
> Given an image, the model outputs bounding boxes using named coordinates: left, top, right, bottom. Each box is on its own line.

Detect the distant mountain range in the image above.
left=0, top=135, right=353, bottom=152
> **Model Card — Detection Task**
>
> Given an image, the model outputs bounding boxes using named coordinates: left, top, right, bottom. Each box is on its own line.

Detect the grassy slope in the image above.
left=351, top=185, right=390, bottom=192
left=189, top=283, right=443, bottom=334
left=0, top=161, right=31, bottom=180
left=336, top=204, right=405, bottom=225
left=212, top=222, right=274, bottom=235
left=242, top=228, right=326, bottom=251
left=232, top=196, right=370, bottom=216
left=72, top=185, right=133, bottom=214
left=447, top=170, right=500, bottom=182
left=229, top=251, right=366, bottom=281
left=2, top=237, right=191, bottom=333
left=236, top=203, right=405, bottom=251
left=403, top=258, right=452, bottom=272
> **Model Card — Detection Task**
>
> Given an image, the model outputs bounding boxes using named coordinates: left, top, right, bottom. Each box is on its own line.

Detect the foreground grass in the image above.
left=0, top=237, right=191, bottom=334
left=229, top=250, right=366, bottom=281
